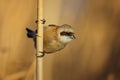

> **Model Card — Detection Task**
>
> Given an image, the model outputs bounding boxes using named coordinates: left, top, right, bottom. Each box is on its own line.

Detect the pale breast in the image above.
left=43, top=39, right=66, bottom=53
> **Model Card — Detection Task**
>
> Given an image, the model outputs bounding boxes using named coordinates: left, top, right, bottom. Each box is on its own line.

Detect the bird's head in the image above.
left=57, top=24, right=75, bottom=44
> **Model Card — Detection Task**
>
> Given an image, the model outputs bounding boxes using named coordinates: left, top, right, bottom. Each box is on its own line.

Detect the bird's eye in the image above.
left=60, top=32, right=74, bottom=36
left=60, top=31, right=67, bottom=35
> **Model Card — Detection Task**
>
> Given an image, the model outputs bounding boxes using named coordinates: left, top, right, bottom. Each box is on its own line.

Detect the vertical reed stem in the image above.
left=36, top=0, right=44, bottom=80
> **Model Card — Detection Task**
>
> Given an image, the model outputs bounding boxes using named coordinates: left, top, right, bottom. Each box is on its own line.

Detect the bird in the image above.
left=26, top=24, right=75, bottom=57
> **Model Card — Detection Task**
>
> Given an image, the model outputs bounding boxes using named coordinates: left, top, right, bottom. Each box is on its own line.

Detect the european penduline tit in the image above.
left=26, top=24, right=75, bottom=57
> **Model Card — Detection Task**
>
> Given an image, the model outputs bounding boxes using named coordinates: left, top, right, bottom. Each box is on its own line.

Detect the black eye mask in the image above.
left=60, top=31, right=74, bottom=36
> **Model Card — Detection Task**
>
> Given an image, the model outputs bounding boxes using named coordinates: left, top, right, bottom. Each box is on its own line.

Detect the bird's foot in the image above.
left=35, top=19, right=46, bottom=24
left=36, top=51, right=45, bottom=57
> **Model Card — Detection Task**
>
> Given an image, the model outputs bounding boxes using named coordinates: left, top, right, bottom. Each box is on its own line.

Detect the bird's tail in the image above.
left=26, top=28, right=36, bottom=38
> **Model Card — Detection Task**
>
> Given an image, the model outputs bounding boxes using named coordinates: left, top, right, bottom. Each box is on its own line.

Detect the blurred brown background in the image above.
left=0, top=0, right=120, bottom=80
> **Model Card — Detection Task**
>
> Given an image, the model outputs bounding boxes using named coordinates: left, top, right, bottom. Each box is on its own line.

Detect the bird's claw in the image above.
left=35, top=19, right=46, bottom=24
left=36, top=51, right=45, bottom=57
left=41, top=19, right=46, bottom=24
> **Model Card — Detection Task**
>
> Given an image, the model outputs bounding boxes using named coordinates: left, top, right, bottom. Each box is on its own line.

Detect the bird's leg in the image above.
left=35, top=19, right=46, bottom=57
left=35, top=19, right=46, bottom=37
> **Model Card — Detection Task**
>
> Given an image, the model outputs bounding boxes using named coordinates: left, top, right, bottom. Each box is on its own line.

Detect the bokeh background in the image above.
left=0, top=0, right=120, bottom=80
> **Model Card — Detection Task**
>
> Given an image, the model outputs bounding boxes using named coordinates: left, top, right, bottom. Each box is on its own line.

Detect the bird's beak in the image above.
left=73, top=35, right=76, bottom=39
left=71, top=35, right=76, bottom=39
